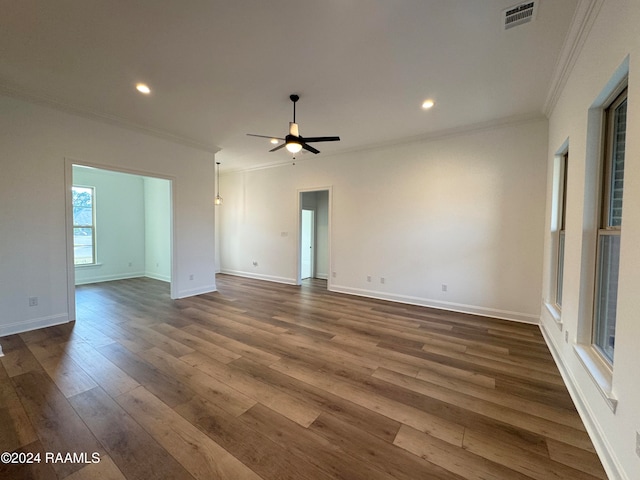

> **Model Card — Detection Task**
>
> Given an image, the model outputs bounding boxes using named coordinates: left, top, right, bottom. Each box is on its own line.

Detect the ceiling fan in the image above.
left=247, top=94, right=340, bottom=154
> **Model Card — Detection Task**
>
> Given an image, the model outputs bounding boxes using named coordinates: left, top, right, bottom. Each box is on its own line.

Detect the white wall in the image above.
left=0, top=94, right=217, bottom=336
left=540, top=1, right=640, bottom=479
left=219, top=117, right=548, bottom=322
left=73, top=166, right=146, bottom=284
left=144, top=176, right=171, bottom=282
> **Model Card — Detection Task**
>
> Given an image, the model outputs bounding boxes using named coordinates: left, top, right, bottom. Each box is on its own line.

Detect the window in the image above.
left=593, top=88, right=627, bottom=364
left=72, top=186, right=96, bottom=265
left=555, top=152, right=568, bottom=309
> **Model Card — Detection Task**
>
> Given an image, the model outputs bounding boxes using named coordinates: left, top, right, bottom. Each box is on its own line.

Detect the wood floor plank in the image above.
left=0, top=440, right=58, bottom=480
left=137, top=347, right=256, bottom=417
left=69, top=387, right=195, bottom=480
left=462, top=427, right=603, bottom=480
left=0, top=275, right=606, bottom=480
left=63, top=341, right=140, bottom=397
left=240, top=402, right=398, bottom=480
left=229, top=355, right=402, bottom=443
left=62, top=455, right=127, bottom=480
left=175, top=394, right=336, bottom=480
left=96, top=342, right=195, bottom=408
left=150, top=323, right=241, bottom=364
left=0, top=367, right=39, bottom=452
left=116, top=386, right=262, bottom=480
left=0, top=347, right=43, bottom=378
left=309, top=411, right=466, bottom=480
left=10, top=371, right=105, bottom=478
left=25, top=342, right=98, bottom=398
left=180, top=350, right=321, bottom=427
left=393, top=424, right=533, bottom=480
left=270, top=357, right=466, bottom=446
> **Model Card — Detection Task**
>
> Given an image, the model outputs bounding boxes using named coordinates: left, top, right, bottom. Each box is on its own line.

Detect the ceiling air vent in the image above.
left=503, top=1, right=537, bottom=30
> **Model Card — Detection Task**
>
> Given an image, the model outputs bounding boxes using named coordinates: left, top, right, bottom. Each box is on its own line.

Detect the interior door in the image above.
left=301, top=209, right=314, bottom=279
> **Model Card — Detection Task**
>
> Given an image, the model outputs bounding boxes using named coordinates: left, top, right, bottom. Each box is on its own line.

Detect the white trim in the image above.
left=543, top=0, right=605, bottom=116
left=220, top=269, right=297, bottom=286
left=573, top=344, right=617, bottom=412
left=0, top=344, right=4, bottom=357
left=0, top=314, right=70, bottom=337
left=330, top=285, right=539, bottom=324
left=0, top=84, right=219, bottom=154
left=75, top=272, right=146, bottom=286
left=175, top=284, right=218, bottom=299
left=539, top=323, right=627, bottom=480
left=225, top=114, right=545, bottom=174
left=144, top=272, right=171, bottom=283
left=543, top=301, right=563, bottom=331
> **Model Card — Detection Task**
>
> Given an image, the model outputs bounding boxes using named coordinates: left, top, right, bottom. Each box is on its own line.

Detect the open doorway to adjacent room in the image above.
left=65, top=160, right=175, bottom=320
left=297, top=188, right=331, bottom=288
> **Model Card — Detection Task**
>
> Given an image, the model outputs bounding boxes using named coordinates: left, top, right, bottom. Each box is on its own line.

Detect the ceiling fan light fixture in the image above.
left=136, top=83, right=151, bottom=94
left=422, top=99, right=435, bottom=110
left=286, top=141, right=302, bottom=153
left=270, top=138, right=279, bottom=144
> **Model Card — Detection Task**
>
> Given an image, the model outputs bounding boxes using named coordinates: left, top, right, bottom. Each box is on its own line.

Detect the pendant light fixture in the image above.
left=214, top=161, right=223, bottom=205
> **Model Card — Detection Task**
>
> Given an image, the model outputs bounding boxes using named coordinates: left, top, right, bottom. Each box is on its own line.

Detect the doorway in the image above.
left=65, top=159, right=175, bottom=321
left=301, top=209, right=315, bottom=279
left=298, top=189, right=331, bottom=287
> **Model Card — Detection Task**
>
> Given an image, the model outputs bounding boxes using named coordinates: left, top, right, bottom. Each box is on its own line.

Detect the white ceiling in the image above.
left=0, top=0, right=579, bottom=171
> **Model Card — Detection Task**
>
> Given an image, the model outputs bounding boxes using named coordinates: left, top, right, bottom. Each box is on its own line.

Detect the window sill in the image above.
left=75, top=263, right=103, bottom=268
left=573, top=344, right=618, bottom=413
left=543, top=302, right=563, bottom=331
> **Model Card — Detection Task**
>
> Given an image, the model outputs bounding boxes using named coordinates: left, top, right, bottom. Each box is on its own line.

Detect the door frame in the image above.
left=296, top=186, right=332, bottom=287
left=64, top=157, right=177, bottom=321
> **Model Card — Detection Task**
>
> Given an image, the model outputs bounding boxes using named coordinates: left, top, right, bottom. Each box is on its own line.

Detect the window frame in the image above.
left=554, top=152, right=568, bottom=310
left=72, top=185, right=97, bottom=266
left=592, top=87, right=627, bottom=365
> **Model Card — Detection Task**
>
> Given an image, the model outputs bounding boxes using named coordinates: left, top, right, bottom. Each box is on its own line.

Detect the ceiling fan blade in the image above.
left=269, top=143, right=286, bottom=152
left=247, top=134, right=285, bottom=140
left=300, top=136, right=340, bottom=143
left=301, top=142, right=320, bottom=154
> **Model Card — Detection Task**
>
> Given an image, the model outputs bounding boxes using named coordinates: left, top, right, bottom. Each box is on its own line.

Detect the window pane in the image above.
left=72, top=187, right=94, bottom=226
left=594, top=234, right=620, bottom=362
left=74, top=227, right=94, bottom=265
left=608, top=98, right=626, bottom=227
left=556, top=231, right=565, bottom=307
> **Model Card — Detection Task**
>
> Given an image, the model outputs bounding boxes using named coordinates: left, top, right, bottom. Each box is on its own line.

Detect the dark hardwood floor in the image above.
left=0, top=275, right=607, bottom=479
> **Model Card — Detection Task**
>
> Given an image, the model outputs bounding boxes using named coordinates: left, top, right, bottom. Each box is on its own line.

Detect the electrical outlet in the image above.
left=128, top=262, right=133, bottom=267
left=189, top=274, right=194, bottom=281
left=380, top=277, right=385, bottom=284
left=28, top=296, right=38, bottom=307
left=441, top=284, right=447, bottom=292
left=366, top=276, right=371, bottom=282
left=332, top=272, right=336, bottom=278
left=565, top=330, right=569, bottom=343
left=636, top=431, right=640, bottom=458
left=252, top=261, right=258, bottom=267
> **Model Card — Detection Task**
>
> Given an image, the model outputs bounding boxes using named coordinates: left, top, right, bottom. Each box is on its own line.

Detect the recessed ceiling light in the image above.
left=136, top=83, right=151, bottom=94
left=270, top=138, right=279, bottom=144
left=422, top=99, right=435, bottom=110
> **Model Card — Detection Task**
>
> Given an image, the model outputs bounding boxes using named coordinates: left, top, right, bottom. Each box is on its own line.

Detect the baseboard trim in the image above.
left=329, top=285, right=539, bottom=324
left=539, top=322, right=627, bottom=480
left=144, top=272, right=171, bottom=283
left=175, top=284, right=217, bottom=299
left=75, top=272, right=145, bottom=285
left=220, top=269, right=297, bottom=285
left=0, top=313, right=71, bottom=337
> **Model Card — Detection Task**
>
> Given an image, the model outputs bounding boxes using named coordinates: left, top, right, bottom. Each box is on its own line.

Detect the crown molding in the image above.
left=224, top=112, right=546, bottom=174
left=0, top=84, right=220, bottom=154
left=543, top=0, right=605, bottom=118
